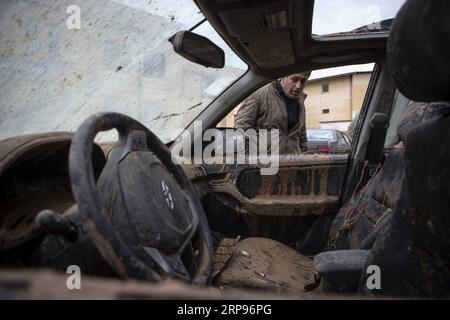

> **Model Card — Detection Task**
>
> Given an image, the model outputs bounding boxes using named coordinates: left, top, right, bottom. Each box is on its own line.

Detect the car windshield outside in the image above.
left=312, top=0, right=406, bottom=38
left=307, top=129, right=335, bottom=141
left=0, top=0, right=247, bottom=143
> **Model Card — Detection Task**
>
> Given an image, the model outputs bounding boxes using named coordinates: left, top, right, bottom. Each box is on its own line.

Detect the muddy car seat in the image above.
left=313, top=101, right=450, bottom=294
left=358, top=0, right=450, bottom=297
left=309, top=101, right=431, bottom=293
left=326, top=101, right=432, bottom=252
left=298, top=100, right=431, bottom=256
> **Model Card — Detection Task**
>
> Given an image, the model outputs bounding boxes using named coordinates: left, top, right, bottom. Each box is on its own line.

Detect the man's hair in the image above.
left=301, top=71, right=312, bottom=78
left=286, top=71, right=311, bottom=78
left=279, top=71, right=311, bottom=83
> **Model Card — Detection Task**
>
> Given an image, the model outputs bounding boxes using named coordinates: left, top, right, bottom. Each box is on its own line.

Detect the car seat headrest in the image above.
left=387, top=0, right=450, bottom=102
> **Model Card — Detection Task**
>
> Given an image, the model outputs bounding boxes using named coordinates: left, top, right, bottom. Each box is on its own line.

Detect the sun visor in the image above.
left=219, top=2, right=295, bottom=68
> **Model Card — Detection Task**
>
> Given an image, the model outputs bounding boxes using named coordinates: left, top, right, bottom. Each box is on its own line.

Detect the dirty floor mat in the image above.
left=212, top=237, right=316, bottom=293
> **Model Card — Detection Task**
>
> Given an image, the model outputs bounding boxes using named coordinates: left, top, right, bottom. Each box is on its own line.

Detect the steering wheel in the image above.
left=68, top=112, right=213, bottom=285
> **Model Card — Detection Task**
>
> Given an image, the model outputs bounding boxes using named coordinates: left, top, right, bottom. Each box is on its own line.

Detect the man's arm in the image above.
left=299, top=102, right=308, bottom=152
left=299, top=124, right=308, bottom=152
left=234, top=97, right=259, bottom=129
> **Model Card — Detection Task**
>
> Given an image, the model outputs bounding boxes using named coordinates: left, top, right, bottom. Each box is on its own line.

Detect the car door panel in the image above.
left=203, top=154, right=348, bottom=217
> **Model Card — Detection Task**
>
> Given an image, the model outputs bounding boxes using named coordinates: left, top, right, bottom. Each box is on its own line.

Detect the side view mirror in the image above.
left=169, top=31, right=225, bottom=68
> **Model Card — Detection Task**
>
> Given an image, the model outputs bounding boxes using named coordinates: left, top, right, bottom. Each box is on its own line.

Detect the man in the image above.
left=234, top=72, right=310, bottom=154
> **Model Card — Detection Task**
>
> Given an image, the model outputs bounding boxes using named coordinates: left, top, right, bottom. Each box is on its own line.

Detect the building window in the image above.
left=322, top=108, right=330, bottom=114
left=321, top=83, right=329, bottom=93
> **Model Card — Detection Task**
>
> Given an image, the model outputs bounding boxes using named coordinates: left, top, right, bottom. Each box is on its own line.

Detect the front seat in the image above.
left=360, top=0, right=450, bottom=297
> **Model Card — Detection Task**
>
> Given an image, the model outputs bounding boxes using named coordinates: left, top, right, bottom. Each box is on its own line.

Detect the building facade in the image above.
left=303, top=71, right=371, bottom=131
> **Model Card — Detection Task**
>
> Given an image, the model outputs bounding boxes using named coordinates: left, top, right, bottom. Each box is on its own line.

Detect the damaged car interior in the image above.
left=1, top=0, right=449, bottom=299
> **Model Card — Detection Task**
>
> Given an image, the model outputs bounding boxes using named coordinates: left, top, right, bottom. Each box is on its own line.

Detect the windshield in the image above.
left=0, top=0, right=247, bottom=143
left=307, top=129, right=334, bottom=141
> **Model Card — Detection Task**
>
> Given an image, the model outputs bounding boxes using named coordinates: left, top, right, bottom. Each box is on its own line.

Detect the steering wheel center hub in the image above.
left=100, top=146, right=198, bottom=254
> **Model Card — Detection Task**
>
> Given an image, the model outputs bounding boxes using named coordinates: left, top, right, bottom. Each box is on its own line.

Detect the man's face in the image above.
left=280, top=72, right=310, bottom=99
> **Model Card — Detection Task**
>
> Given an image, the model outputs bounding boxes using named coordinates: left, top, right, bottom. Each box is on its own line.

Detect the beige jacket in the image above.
left=234, top=81, right=308, bottom=154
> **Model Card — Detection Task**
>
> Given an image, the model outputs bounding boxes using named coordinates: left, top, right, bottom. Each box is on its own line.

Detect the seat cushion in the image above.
left=212, top=237, right=316, bottom=293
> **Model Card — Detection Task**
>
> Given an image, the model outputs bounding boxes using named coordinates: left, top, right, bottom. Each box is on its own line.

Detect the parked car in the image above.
left=307, top=129, right=352, bottom=152
left=0, top=0, right=449, bottom=299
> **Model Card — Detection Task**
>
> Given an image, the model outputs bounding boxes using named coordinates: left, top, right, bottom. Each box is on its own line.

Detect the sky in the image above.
left=312, top=0, right=407, bottom=35
left=310, top=63, right=375, bottom=81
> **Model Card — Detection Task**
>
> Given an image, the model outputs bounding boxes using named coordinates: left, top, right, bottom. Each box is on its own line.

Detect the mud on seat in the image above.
left=212, top=237, right=316, bottom=293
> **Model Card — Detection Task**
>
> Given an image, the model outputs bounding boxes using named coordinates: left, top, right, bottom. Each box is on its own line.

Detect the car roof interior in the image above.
left=196, top=0, right=387, bottom=78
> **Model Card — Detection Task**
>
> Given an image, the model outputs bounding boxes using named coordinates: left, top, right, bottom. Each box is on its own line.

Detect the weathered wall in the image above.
left=351, top=72, right=372, bottom=116
left=304, top=76, right=351, bottom=128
